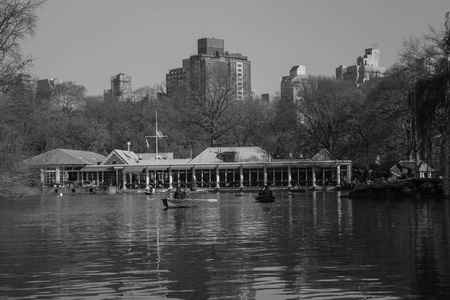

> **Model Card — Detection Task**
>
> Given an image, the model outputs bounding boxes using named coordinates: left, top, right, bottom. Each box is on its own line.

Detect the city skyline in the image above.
left=21, top=0, right=450, bottom=96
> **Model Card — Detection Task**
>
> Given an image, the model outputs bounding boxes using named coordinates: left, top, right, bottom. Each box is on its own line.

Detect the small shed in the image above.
left=374, top=161, right=402, bottom=181
left=399, top=160, right=434, bottom=178
left=374, top=160, right=435, bottom=180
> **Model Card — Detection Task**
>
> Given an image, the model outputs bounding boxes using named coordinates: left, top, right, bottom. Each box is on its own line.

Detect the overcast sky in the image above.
left=22, top=0, right=449, bottom=96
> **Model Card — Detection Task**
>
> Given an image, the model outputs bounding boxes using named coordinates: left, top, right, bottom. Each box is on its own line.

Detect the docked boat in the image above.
left=254, top=195, right=276, bottom=203
left=161, top=198, right=218, bottom=208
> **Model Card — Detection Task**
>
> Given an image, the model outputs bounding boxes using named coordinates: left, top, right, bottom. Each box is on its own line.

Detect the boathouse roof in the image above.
left=103, top=149, right=140, bottom=165
left=189, top=147, right=271, bottom=164
left=310, top=148, right=336, bottom=160
left=25, top=147, right=353, bottom=173
left=24, top=149, right=106, bottom=166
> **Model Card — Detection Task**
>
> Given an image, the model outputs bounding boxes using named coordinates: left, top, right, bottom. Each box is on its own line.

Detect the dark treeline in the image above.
left=0, top=0, right=449, bottom=197
left=0, top=75, right=417, bottom=163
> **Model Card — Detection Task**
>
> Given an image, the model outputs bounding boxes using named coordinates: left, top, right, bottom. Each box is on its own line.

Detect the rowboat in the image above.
left=254, top=195, right=276, bottom=203
left=161, top=198, right=218, bottom=208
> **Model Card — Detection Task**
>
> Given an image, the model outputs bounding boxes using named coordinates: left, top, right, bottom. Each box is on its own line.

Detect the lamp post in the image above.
left=127, top=141, right=131, bottom=153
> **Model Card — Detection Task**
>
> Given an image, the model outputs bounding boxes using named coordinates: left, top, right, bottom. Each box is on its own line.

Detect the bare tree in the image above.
left=133, top=83, right=166, bottom=102
left=297, top=76, right=363, bottom=155
left=229, top=97, right=268, bottom=147
left=0, top=0, right=46, bottom=93
left=49, top=81, right=87, bottom=113
left=262, top=98, right=297, bottom=158
left=186, top=63, right=239, bottom=147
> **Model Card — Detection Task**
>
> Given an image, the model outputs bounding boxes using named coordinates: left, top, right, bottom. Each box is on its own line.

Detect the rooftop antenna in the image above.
left=145, top=110, right=167, bottom=164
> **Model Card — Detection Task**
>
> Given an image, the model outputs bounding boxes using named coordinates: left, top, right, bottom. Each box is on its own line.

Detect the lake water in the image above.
left=1, top=191, right=450, bottom=300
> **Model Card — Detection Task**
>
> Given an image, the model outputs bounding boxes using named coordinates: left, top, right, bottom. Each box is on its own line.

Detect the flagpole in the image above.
left=155, top=110, right=158, bottom=165
left=145, top=110, right=167, bottom=166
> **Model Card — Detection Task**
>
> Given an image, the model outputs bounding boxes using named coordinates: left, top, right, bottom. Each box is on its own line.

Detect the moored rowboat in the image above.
left=161, top=198, right=218, bottom=208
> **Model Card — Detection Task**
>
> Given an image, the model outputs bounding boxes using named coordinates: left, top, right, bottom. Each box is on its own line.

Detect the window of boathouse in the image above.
left=103, top=171, right=115, bottom=186
left=43, top=169, right=55, bottom=186
left=282, top=167, right=289, bottom=186
left=223, top=169, right=239, bottom=187
left=172, top=169, right=193, bottom=187
left=218, top=169, right=226, bottom=186
left=267, top=167, right=275, bottom=185
left=314, top=166, right=339, bottom=186
left=198, top=169, right=211, bottom=187
left=151, top=170, right=168, bottom=185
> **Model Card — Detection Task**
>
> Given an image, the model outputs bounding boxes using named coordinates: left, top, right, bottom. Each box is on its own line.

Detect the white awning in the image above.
left=80, top=166, right=113, bottom=172
left=123, top=165, right=147, bottom=173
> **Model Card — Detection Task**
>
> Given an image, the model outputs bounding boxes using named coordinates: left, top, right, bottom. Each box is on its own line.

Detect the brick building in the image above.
left=167, top=38, right=252, bottom=101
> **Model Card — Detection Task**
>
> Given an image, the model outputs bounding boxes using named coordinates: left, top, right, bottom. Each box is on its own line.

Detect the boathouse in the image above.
left=23, top=148, right=106, bottom=193
left=26, top=147, right=352, bottom=191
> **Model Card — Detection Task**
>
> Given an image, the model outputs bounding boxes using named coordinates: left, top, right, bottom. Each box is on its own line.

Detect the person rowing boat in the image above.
left=258, top=184, right=273, bottom=196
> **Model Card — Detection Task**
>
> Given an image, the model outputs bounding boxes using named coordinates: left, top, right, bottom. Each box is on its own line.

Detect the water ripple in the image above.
left=1, top=193, right=450, bottom=299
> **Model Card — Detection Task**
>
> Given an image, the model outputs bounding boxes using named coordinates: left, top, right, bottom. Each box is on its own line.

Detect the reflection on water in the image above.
left=1, top=192, right=450, bottom=299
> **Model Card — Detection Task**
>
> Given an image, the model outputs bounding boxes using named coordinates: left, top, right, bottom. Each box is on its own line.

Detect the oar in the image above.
left=189, top=198, right=218, bottom=202
left=167, top=198, right=218, bottom=202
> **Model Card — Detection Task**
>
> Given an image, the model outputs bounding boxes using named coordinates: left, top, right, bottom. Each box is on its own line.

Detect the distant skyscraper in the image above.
left=166, top=37, right=252, bottom=101
left=336, top=46, right=386, bottom=83
left=104, top=73, right=133, bottom=102
left=36, top=77, right=61, bottom=102
left=15, top=74, right=35, bottom=90
left=280, top=65, right=307, bottom=102
left=261, top=93, right=273, bottom=103
left=166, top=67, right=186, bottom=99
left=5, top=74, right=36, bottom=103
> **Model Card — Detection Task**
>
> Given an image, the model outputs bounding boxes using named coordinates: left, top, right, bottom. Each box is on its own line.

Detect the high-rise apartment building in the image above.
left=166, top=68, right=186, bottom=98
left=336, top=46, right=386, bottom=83
left=280, top=65, right=307, bottom=102
left=15, top=74, right=35, bottom=91
left=5, top=74, right=36, bottom=102
left=104, top=73, right=133, bottom=102
left=261, top=93, right=274, bottom=103
left=36, top=77, right=61, bottom=102
left=166, top=38, right=252, bottom=101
